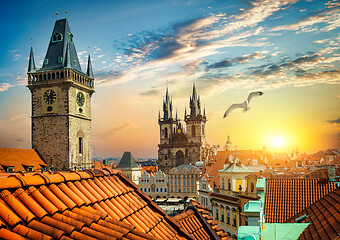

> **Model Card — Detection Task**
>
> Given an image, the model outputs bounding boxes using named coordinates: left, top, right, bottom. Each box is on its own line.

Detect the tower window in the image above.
left=74, top=60, right=77, bottom=67
left=191, top=125, right=196, bottom=137
left=164, top=127, right=168, bottom=138
left=79, top=137, right=83, bottom=154
left=202, top=125, right=205, bottom=135
left=52, top=32, right=63, bottom=42
left=44, top=59, right=49, bottom=65
left=58, top=56, right=63, bottom=63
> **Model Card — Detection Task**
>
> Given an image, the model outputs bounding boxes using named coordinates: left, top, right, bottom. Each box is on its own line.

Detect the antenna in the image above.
left=30, top=37, right=33, bottom=47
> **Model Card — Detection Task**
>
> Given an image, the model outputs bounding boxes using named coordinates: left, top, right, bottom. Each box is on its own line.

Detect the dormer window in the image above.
left=44, top=59, right=49, bottom=65
left=74, top=60, right=77, bottom=67
left=58, top=56, right=63, bottom=63
left=52, top=32, right=63, bottom=42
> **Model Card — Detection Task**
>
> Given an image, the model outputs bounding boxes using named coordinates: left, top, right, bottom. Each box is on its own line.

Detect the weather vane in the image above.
left=55, top=12, right=58, bottom=20
left=65, top=10, right=68, bottom=19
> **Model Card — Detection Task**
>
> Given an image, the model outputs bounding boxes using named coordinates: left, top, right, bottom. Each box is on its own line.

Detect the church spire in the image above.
left=162, top=86, right=173, bottom=121
left=87, top=55, right=94, bottom=78
left=28, top=47, right=36, bottom=72
left=189, top=82, right=201, bottom=117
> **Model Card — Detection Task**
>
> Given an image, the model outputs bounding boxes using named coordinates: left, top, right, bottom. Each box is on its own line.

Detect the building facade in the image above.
left=211, top=156, right=259, bottom=239
left=168, top=164, right=201, bottom=199
left=138, top=170, right=169, bottom=199
left=27, top=18, right=94, bottom=170
left=198, top=175, right=213, bottom=211
left=158, top=85, right=207, bottom=173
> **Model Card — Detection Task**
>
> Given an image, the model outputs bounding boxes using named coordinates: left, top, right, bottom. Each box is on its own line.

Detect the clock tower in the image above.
left=27, top=18, right=94, bottom=170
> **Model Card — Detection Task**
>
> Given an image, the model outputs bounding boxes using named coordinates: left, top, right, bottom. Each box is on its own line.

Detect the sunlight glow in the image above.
left=272, top=137, right=284, bottom=147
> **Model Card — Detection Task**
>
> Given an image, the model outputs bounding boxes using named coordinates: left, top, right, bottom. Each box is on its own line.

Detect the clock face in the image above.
left=43, top=89, right=56, bottom=104
left=177, top=128, right=182, bottom=134
left=77, top=92, right=85, bottom=107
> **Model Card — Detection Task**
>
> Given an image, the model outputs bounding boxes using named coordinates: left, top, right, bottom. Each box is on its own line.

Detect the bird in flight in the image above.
left=223, top=91, right=264, bottom=118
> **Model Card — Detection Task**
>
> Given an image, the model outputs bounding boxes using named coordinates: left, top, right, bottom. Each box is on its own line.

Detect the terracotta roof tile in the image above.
left=0, top=148, right=47, bottom=173
left=0, top=168, right=195, bottom=240
left=286, top=187, right=340, bottom=240
left=265, top=178, right=336, bottom=223
left=173, top=200, right=225, bottom=240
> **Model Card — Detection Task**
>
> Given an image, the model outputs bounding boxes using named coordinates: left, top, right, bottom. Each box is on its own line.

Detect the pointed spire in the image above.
left=176, top=109, right=178, bottom=120
left=184, top=106, right=187, bottom=119
left=87, top=55, right=94, bottom=78
left=64, top=43, right=71, bottom=68
left=203, top=107, right=206, bottom=117
left=28, top=47, right=36, bottom=72
left=158, top=110, right=161, bottom=120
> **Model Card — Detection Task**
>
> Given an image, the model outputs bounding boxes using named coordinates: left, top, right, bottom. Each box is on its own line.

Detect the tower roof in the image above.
left=40, top=18, right=83, bottom=73
left=117, top=152, right=139, bottom=169
left=87, top=55, right=94, bottom=78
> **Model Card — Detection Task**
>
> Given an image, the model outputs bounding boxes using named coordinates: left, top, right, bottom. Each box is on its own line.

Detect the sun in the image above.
left=272, top=137, right=284, bottom=147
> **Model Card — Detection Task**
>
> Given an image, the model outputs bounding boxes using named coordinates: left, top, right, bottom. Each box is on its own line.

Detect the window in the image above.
left=164, top=128, right=168, bottom=138
left=228, top=178, right=231, bottom=190
left=233, top=215, right=237, bottom=227
left=160, top=188, right=163, bottom=192
left=191, top=180, right=194, bottom=185
left=175, top=188, right=177, bottom=192
left=183, top=181, right=186, bottom=186
left=251, top=182, right=255, bottom=192
left=227, top=213, right=230, bottom=224
left=222, top=178, right=225, bottom=189
left=178, top=180, right=181, bottom=185
left=6, top=166, right=14, bottom=173
left=58, top=56, right=63, bottom=63
left=183, top=188, right=186, bottom=193
left=156, top=188, right=158, bottom=192
left=44, top=59, right=49, bottom=65
left=187, top=180, right=189, bottom=185
left=52, top=32, right=63, bottom=42
left=148, top=188, right=151, bottom=192
left=191, top=188, right=194, bottom=193
left=74, top=60, right=77, bottom=67
left=171, top=180, right=173, bottom=185
left=179, top=188, right=181, bottom=193
left=221, top=210, right=225, bottom=222
left=171, top=188, right=173, bottom=192
left=165, top=188, right=167, bottom=192
left=78, top=137, right=83, bottom=154
left=202, top=125, right=205, bottom=135
left=215, top=209, right=219, bottom=220
left=192, top=125, right=196, bottom=137
left=175, top=180, right=177, bottom=185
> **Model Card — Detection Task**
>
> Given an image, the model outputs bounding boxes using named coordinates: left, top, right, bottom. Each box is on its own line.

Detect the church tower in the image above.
left=27, top=18, right=94, bottom=170
left=184, top=83, right=207, bottom=162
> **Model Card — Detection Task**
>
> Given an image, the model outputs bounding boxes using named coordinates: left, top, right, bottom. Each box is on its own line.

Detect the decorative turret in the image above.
left=189, top=83, right=201, bottom=117
left=87, top=55, right=94, bottom=78
left=28, top=47, right=36, bottom=72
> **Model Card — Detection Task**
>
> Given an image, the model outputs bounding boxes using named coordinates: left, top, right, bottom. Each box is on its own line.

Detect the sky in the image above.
left=0, top=0, right=339, bottom=158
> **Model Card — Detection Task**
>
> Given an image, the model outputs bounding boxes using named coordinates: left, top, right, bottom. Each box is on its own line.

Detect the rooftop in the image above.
left=117, top=152, right=140, bottom=169
left=0, top=168, right=194, bottom=240
left=264, top=178, right=336, bottom=223
left=286, top=187, right=340, bottom=240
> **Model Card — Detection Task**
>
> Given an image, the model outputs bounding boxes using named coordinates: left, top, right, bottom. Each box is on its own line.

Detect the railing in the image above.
left=213, top=188, right=259, bottom=199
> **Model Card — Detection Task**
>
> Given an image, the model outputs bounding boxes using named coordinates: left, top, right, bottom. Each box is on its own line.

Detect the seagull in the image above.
left=223, top=91, right=264, bottom=118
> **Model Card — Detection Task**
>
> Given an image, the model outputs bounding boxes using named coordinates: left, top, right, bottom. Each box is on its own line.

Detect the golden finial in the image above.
left=65, top=10, right=68, bottom=18
left=55, top=12, right=58, bottom=20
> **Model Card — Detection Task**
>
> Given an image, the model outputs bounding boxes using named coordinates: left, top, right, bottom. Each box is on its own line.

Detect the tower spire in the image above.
left=87, top=55, right=94, bottom=78
left=28, top=47, right=36, bottom=72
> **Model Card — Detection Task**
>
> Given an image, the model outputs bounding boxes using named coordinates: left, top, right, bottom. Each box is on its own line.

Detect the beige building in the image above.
left=116, top=152, right=142, bottom=185
left=27, top=18, right=94, bottom=170
left=168, top=164, right=201, bottom=199
left=211, top=156, right=259, bottom=239
left=138, top=170, right=169, bottom=199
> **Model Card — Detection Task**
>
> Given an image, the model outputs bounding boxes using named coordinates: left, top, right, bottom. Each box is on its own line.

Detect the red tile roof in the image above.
left=264, top=178, right=336, bottom=223
left=0, top=169, right=194, bottom=240
left=0, top=148, right=47, bottom=173
left=173, top=200, right=232, bottom=240
left=142, top=166, right=159, bottom=174
left=286, top=187, right=340, bottom=240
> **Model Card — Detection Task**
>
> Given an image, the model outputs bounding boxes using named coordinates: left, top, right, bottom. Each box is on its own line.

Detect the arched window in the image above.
left=202, top=125, right=205, bottom=135
left=191, top=125, right=196, bottom=137
left=164, top=127, right=168, bottom=138
left=251, top=182, right=255, bottom=192
left=228, top=178, right=231, bottom=190
left=52, top=32, right=63, bottom=42
left=78, top=137, right=83, bottom=154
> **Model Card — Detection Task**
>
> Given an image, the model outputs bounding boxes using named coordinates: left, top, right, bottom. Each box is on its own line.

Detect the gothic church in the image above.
left=27, top=18, right=94, bottom=170
left=158, top=84, right=207, bottom=173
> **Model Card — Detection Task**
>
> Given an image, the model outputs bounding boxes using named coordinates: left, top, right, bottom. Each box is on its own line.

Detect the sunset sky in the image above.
left=0, top=0, right=339, bottom=158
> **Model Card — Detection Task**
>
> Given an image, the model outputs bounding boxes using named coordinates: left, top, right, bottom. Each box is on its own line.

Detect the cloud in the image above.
left=0, top=83, right=14, bottom=92
left=16, top=138, right=24, bottom=142
left=139, top=88, right=162, bottom=98
left=9, top=114, right=25, bottom=121
left=271, top=7, right=340, bottom=33
left=207, top=51, right=267, bottom=69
